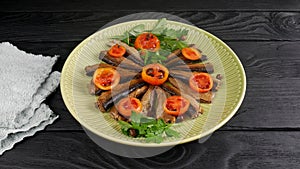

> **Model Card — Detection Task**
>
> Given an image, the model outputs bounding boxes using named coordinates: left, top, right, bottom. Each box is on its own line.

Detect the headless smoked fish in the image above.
left=182, top=93, right=203, bottom=115
left=88, top=80, right=102, bottom=96
left=85, top=63, right=141, bottom=83
left=171, top=62, right=214, bottom=73
left=168, top=77, right=214, bottom=103
left=109, top=106, right=127, bottom=121
left=128, top=85, right=149, bottom=99
left=109, top=85, right=148, bottom=121
left=165, top=55, right=208, bottom=67
left=109, top=85, right=149, bottom=121
left=154, top=87, right=169, bottom=119
left=170, top=70, right=221, bottom=92
left=161, top=81, right=202, bottom=114
left=155, top=88, right=176, bottom=124
left=176, top=105, right=203, bottom=123
left=100, top=51, right=142, bottom=71
left=212, top=77, right=222, bottom=91
left=165, top=57, right=186, bottom=68
left=161, top=83, right=181, bottom=96
left=107, top=40, right=144, bottom=66
left=165, top=44, right=207, bottom=67
left=85, top=63, right=135, bottom=77
left=85, top=63, right=115, bottom=76
left=101, top=79, right=146, bottom=111
left=169, top=69, right=193, bottom=81
left=146, top=86, right=169, bottom=118
left=96, top=90, right=112, bottom=112
left=140, top=86, right=155, bottom=117
left=166, top=49, right=181, bottom=60
left=161, top=113, right=176, bottom=124
left=166, top=44, right=195, bottom=61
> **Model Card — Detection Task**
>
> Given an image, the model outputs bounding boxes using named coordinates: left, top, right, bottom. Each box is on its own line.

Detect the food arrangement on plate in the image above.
left=83, top=19, right=223, bottom=143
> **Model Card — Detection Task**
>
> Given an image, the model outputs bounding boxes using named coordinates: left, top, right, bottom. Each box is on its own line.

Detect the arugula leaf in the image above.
left=151, top=18, right=167, bottom=34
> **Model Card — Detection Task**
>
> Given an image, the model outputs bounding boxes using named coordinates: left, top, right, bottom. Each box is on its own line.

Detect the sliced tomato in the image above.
left=134, top=33, right=160, bottom=51
left=117, top=97, right=143, bottom=117
left=189, top=73, right=213, bottom=93
left=108, top=44, right=126, bottom=58
left=181, top=47, right=202, bottom=60
left=163, top=96, right=190, bottom=116
left=92, top=68, right=120, bottom=90
left=141, top=63, right=169, bottom=85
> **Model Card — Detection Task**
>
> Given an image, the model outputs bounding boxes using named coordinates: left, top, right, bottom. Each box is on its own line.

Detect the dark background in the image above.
left=1, top=0, right=300, bottom=168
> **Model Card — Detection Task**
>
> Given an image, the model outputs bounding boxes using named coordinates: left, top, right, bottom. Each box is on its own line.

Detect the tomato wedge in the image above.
left=117, top=97, right=143, bottom=117
left=92, top=68, right=120, bottom=90
left=181, top=47, right=202, bottom=60
left=108, top=44, right=126, bottom=58
left=189, top=73, right=213, bottom=93
left=134, top=33, right=160, bottom=51
left=163, top=96, right=190, bottom=116
left=141, top=63, right=169, bottom=85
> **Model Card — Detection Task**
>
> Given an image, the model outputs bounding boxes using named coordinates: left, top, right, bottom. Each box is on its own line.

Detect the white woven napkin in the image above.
left=0, top=42, right=60, bottom=155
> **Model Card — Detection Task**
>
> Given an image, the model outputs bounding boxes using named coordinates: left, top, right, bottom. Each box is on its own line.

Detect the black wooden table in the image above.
left=1, top=0, right=300, bottom=168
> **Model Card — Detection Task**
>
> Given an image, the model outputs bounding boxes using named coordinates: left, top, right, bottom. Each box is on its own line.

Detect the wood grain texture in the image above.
left=1, top=131, right=300, bottom=169
left=1, top=0, right=300, bottom=12
left=0, top=12, right=300, bottom=42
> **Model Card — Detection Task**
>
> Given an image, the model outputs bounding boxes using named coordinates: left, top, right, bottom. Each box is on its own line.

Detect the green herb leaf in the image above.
left=140, top=116, right=156, bottom=124
left=118, top=111, right=180, bottom=143
left=131, top=111, right=142, bottom=124
left=128, top=24, right=145, bottom=36
left=118, top=120, right=132, bottom=130
left=151, top=18, right=167, bottom=34
left=111, top=24, right=144, bottom=44
left=159, top=37, right=188, bottom=51
left=141, top=49, right=169, bottom=65
left=165, top=128, right=180, bottom=138
left=163, top=28, right=188, bottom=40
left=145, top=135, right=164, bottom=143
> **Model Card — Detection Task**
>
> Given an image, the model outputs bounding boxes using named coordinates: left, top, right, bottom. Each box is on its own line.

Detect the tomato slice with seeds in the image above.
left=117, top=97, right=143, bottom=117
left=108, top=44, right=126, bottom=58
left=141, top=63, right=169, bottom=85
left=134, top=33, right=160, bottom=51
left=181, top=47, right=202, bottom=60
left=92, top=68, right=120, bottom=90
left=189, top=73, right=213, bottom=93
left=163, top=96, right=190, bottom=116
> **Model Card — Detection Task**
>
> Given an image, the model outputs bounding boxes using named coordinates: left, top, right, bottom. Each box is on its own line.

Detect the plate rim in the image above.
left=61, top=19, right=247, bottom=147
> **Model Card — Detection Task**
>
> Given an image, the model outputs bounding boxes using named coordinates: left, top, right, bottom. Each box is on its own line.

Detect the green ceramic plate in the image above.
left=61, top=19, right=246, bottom=147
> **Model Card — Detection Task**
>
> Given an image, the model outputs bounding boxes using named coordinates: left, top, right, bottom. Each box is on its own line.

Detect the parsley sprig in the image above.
left=118, top=112, right=180, bottom=143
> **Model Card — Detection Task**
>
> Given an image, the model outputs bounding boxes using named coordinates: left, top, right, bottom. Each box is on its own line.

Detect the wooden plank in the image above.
left=1, top=0, right=300, bottom=12
left=1, top=131, right=300, bottom=168
left=224, top=41, right=300, bottom=128
left=0, top=12, right=300, bottom=42
left=229, top=41, right=300, bottom=79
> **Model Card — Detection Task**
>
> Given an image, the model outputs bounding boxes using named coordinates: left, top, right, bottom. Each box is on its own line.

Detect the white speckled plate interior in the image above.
left=61, top=20, right=246, bottom=147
